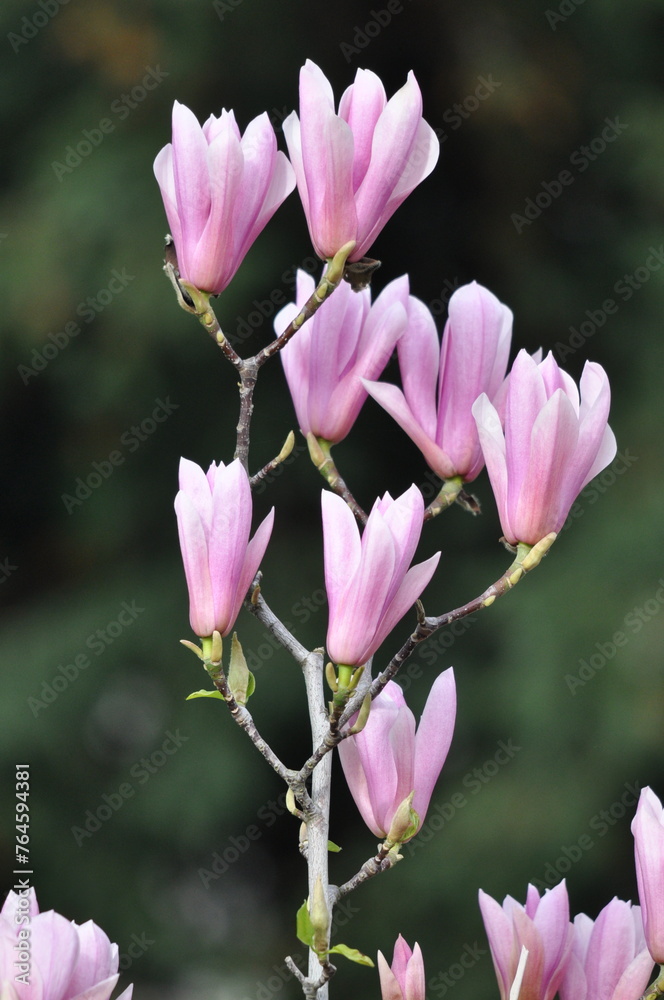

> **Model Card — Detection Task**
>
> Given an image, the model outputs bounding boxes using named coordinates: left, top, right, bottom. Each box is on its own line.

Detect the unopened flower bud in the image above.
left=385, top=791, right=419, bottom=847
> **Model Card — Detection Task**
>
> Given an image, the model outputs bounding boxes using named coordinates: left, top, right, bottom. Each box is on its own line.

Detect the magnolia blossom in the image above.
left=322, top=485, right=439, bottom=667
left=0, top=888, right=133, bottom=1000
left=154, top=101, right=295, bottom=294
left=283, top=60, right=439, bottom=261
left=175, top=457, right=274, bottom=637
left=339, top=672, right=456, bottom=841
left=560, top=899, right=653, bottom=1000
left=632, top=786, right=664, bottom=963
left=479, top=882, right=573, bottom=1000
left=364, top=281, right=512, bottom=482
left=276, top=270, right=409, bottom=443
left=472, top=350, right=617, bottom=545
left=378, top=935, right=426, bottom=1000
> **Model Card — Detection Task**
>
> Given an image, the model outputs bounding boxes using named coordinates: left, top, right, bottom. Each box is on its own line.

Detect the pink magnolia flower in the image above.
left=0, top=888, right=133, bottom=1000
left=472, top=350, right=617, bottom=545
left=560, top=899, right=654, bottom=1000
left=275, top=270, right=409, bottom=443
left=175, top=457, right=274, bottom=637
left=323, top=485, right=440, bottom=667
left=339, top=671, right=456, bottom=841
left=283, top=60, right=439, bottom=261
left=378, top=935, right=426, bottom=1000
left=154, top=101, right=295, bottom=294
left=364, top=281, right=513, bottom=482
left=632, top=786, right=664, bottom=963
left=479, top=882, right=574, bottom=1000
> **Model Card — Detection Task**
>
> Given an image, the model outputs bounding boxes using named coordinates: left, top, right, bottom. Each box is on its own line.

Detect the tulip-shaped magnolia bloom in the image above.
left=283, top=60, right=439, bottom=261
left=378, top=935, right=426, bottom=1000
left=632, top=786, right=664, bottom=963
left=323, top=485, right=440, bottom=667
left=559, top=899, right=654, bottom=1000
left=479, top=882, right=574, bottom=1000
left=472, top=350, right=617, bottom=545
left=338, top=671, right=456, bottom=841
left=175, top=457, right=274, bottom=638
left=0, top=888, right=133, bottom=1000
left=154, top=101, right=295, bottom=294
left=364, top=281, right=513, bottom=482
left=276, top=270, right=409, bottom=443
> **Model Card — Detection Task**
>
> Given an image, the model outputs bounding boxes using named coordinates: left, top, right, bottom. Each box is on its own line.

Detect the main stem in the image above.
left=302, top=649, right=332, bottom=1000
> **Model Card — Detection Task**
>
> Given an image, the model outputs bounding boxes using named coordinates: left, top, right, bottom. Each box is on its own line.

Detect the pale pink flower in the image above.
left=632, top=786, right=664, bottom=963
left=560, top=899, right=653, bottom=1000
left=364, top=281, right=513, bottom=481
left=479, top=882, right=573, bottom=1000
left=283, top=60, right=439, bottom=261
left=175, top=457, right=274, bottom=637
left=472, top=350, right=617, bottom=545
left=275, top=270, right=409, bottom=443
left=378, top=935, right=426, bottom=1000
left=339, top=672, right=456, bottom=841
left=322, top=485, right=439, bottom=667
left=154, top=101, right=295, bottom=293
left=0, top=888, right=133, bottom=1000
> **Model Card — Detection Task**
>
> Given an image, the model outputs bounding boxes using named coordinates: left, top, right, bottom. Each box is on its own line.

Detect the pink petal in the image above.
left=412, top=668, right=456, bottom=822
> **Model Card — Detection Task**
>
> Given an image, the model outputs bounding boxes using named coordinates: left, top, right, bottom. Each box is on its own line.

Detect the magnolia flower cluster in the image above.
left=468, top=788, right=664, bottom=1000
left=0, top=889, right=132, bottom=1000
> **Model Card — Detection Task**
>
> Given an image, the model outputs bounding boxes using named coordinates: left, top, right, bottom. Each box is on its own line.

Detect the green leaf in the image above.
left=185, top=689, right=224, bottom=701
left=296, top=901, right=315, bottom=948
left=327, top=943, right=375, bottom=967
left=327, top=840, right=342, bottom=852
left=246, top=670, right=256, bottom=700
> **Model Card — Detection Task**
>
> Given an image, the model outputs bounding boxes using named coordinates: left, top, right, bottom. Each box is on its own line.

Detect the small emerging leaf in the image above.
left=327, top=840, right=342, bottom=853
left=296, top=901, right=315, bottom=948
left=186, top=689, right=224, bottom=701
left=327, top=943, right=375, bottom=967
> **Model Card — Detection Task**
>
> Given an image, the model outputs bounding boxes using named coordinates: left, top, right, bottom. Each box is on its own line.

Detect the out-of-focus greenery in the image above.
left=1, top=0, right=663, bottom=997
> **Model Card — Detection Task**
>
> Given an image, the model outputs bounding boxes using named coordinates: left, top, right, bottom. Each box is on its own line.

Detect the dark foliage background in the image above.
left=1, top=0, right=663, bottom=997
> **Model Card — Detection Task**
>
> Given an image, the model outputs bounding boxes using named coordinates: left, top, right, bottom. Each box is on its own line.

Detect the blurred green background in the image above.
left=1, top=0, right=663, bottom=997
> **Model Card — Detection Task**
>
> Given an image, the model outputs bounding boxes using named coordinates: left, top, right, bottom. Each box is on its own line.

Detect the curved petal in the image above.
left=175, top=491, right=214, bottom=637
left=412, top=668, right=456, bottom=822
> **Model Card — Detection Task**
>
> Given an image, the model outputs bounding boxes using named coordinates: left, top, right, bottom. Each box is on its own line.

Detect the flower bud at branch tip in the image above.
left=306, top=432, right=327, bottom=469
left=278, top=431, right=296, bottom=462
left=347, top=693, right=372, bottom=735
left=325, top=661, right=338, bottom=693
left=385, top=791, right=419, bottom=847
left=210, top=629, right=223, bottom=665
left=180, top=639, right=204, bottom=660
left=311, top=876, right=330, bottom=954
left=228, top=633, right=253, bottom=705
